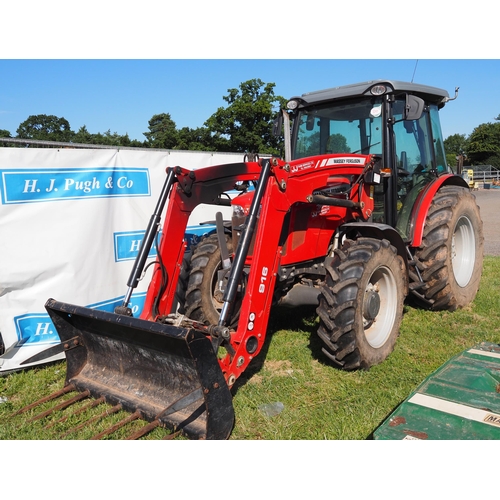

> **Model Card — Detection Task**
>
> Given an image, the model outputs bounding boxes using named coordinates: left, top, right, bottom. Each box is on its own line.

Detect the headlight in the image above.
left=370, top=85, right=387, bottom=96
left=287, top=99, right=299, bottom=110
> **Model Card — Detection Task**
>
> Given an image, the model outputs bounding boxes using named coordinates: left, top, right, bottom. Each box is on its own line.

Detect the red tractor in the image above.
left=27, top=80, right=483, bottom=439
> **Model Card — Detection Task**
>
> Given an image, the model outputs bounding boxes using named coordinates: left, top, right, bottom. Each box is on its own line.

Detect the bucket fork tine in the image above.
left=28, top=390, right=90, bottom=422
left=11, top=384, right=75, bottom=416
left=125, top=419, right=161, bottom=440
left=45, top=396, right=106, bottom=429
left=123, top=388, right=204, bottom=440
left=60, top=403, right=122, bottom=438
left=90, top=410, right=142, bottom=440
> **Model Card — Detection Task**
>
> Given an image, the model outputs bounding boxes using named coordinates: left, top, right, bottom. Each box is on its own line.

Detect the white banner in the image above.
left=0, top=147, right=243, bottom=373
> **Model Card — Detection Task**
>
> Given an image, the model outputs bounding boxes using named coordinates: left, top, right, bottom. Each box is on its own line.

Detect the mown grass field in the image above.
left=1, top=256, right=499, bottom=440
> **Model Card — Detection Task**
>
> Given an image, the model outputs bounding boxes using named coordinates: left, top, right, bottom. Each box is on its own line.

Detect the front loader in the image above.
left=17, top=80, right=484, bottom=439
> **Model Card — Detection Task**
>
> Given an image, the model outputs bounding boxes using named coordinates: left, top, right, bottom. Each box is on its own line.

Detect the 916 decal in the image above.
left=259, top=266, right=268, bottom=293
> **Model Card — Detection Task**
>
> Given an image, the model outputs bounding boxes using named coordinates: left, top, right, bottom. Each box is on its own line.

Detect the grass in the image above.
left=1, top=256, right=499, bottom=440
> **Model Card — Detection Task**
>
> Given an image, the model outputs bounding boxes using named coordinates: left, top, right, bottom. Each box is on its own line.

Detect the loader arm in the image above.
left=141, top=162, right=262, bottom=320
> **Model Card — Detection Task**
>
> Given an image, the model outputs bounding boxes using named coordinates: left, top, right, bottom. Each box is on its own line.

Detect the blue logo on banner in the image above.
left=114, top=230, right=160, bottom=262
left=13, top=293, right=147, bottom=347
left=0, top=167, right=150, bottom=204
left=14, top=314, right=60, bottom=346
left=113, top=226, right=216, bottom=261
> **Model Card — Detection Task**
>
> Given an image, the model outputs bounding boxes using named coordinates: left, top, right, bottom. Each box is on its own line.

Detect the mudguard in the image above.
left=408, top=174, right=469, bottom=247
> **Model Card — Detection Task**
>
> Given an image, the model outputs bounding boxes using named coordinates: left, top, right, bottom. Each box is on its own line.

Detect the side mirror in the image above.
left=404, top=94, right=425, bottom=121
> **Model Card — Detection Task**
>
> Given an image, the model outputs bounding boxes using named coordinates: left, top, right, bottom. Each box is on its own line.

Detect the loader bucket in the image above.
left=43, top=298, right=235, bottom=440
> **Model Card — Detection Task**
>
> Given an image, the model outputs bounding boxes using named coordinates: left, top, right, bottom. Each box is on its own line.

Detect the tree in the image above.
left=143, top=113, right=178, bottom=149
left=0, top=129, right=13, bottom=147
left=72, top=125, right=146, bottom=147
left=444, top=133, right=469, bottom=168
left=176, top=126, right=214, bottom=151
left=467, top=122, right=500, bottom=168
left=204, top=79, right=287, bottom=154
left=16, top=114, right=74, bottom=142
left=73, top=125, right=93, bottom=144
left=444, top=133, right=469, bottom=156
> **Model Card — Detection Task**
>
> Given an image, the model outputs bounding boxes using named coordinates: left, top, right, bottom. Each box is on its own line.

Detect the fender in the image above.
left=409, top=174, right=469, bottom=247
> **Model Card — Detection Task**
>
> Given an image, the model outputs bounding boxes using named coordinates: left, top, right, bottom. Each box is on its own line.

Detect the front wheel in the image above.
left=316, top=238, right=407, bottom=370
left=183, top=233, right=242, bottom=326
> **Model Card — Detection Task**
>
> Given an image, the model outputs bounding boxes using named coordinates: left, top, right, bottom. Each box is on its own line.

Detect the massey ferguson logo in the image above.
left=320, top=157, right=365, bottom=167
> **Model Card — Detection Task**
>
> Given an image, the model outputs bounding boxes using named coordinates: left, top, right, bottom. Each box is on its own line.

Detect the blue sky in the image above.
left=2, top=59, right=500, bottom=144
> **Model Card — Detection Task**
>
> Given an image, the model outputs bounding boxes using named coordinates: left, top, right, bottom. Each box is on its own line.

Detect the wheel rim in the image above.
left=451, top=215, right=475, bottom=287
left=363, top=266, right=398, bottom=348
left=209, top=260, right=244, bottom=325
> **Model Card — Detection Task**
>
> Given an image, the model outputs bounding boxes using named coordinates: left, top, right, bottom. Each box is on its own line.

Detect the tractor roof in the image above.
left=291, top=80, right=450, bottom=107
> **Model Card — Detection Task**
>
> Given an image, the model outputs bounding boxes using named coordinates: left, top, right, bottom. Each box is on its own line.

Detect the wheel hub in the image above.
left=364, top=287, right=380, bottom=321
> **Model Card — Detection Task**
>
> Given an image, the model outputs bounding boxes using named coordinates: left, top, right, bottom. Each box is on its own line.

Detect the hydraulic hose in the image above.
left=119, top=167, right=177, bottom=311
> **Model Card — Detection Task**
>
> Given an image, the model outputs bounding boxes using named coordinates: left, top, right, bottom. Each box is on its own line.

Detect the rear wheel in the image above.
left=317, top=238, right=406, bottom=370
left=412, top=186, right=483, bottom=311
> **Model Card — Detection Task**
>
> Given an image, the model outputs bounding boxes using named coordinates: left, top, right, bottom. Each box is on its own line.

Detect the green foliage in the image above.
left=13, top=115, right=145, bottom=147
left=176, top=126, right=214, bottom=151
left=2, top=257, right=499, bottom=440
left=73, top=125, right=93, bottom=143
left=143, top=112, right=178, bottom=148
left=444, top=133, right=469, bottom=155
left=143, top=114, right=220, bottom=151
left=444, top=133, right=469, bottom=169
left=204, top=78, right=287, bottom=154
left=17, top=114, right=74, bottom=142
left=0, top=129, right=14, bottom=147
left=73, top=125, right=145, bottom=147
left=467, top=122, right=500, bottom=167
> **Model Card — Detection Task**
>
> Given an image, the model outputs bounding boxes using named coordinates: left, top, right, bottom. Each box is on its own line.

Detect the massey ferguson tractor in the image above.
left=19, top=80, right=483, bottom=439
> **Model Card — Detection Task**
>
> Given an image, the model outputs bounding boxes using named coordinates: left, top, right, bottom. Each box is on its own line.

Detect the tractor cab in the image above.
left=282, top=80, right=453, bottom=240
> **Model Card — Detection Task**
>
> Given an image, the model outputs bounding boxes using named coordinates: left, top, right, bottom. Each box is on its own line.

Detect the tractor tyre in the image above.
left=316, top=238, right=407, bottom=370
left=412, top=185, right=483, bottom=311
left=171, top=251, right=191, bottom=315
left=184, top=233, right=236, bottom=325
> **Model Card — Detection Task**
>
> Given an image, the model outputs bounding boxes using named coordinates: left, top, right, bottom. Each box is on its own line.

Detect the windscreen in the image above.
left=292, top=97, right=384, bottom=160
